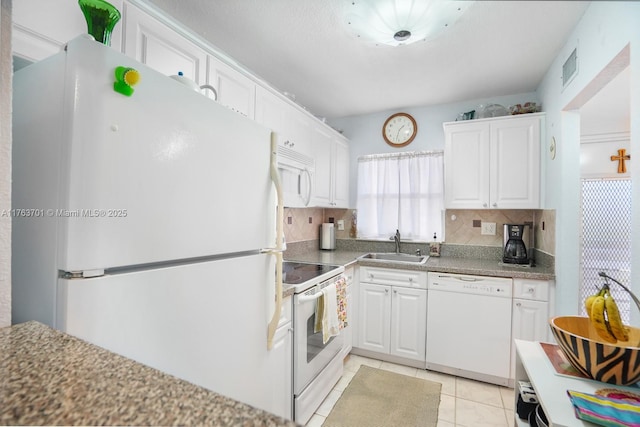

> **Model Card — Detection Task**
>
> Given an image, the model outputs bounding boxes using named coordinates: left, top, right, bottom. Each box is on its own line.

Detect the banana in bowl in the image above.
left=549, top=316, right=640, bottom=386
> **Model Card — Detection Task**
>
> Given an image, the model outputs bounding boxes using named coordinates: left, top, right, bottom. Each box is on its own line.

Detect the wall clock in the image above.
left=382, top=112, right=417, bottom=147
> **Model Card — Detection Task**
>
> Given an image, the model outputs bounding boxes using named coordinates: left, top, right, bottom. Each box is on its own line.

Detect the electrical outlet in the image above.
left=481, top=222, right=496, bottom=235
left=337, top=220, right=345, bottom=231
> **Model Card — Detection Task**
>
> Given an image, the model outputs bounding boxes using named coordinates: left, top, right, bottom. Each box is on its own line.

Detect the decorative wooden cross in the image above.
left=611, top=148, right=631, bottom=174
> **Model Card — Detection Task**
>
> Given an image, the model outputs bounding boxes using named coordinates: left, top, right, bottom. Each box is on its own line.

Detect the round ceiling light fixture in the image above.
left=393, top=30, right=411, bottom=41
left=345, top=0, right=474, bottom=47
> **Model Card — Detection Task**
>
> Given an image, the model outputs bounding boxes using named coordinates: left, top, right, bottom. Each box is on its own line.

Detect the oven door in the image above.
left=294, top=284, right=344, bottom=395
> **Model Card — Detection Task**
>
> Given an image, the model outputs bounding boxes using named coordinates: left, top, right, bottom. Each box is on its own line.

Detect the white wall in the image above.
left=330, top=92, right=538, bottom=208
left=331, top=2, right=640, bottom=321
left=537, top=1, right=640, bottom=318
left=0, top=0, right=11, bottom=328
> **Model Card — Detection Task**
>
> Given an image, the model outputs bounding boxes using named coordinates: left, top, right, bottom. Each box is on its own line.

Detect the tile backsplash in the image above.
left=283, top=207, right=355, bottom=243
left=282, top=207, right=555, bottom=256
left=445, top=209, right=555, bottom=256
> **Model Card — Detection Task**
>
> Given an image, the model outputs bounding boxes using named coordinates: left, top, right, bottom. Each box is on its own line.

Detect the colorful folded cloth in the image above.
left=335, top=276, right=348, bottom=330
left=567, top=390, right=640, bottom=426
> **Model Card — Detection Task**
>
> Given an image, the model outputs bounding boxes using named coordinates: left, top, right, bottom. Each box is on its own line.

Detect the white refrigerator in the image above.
left=12, top=36, right=289, bottom=418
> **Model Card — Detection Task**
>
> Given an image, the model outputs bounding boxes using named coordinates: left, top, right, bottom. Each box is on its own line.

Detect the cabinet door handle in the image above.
left=516, top=302, right=522, bottom=307
left=385, top=288, right=389, bottom=294
left=492, top=202, right=498, bottom=208
left=483, top=202, right=488, bottom=208
left=393, top=290, right=397, bottom=294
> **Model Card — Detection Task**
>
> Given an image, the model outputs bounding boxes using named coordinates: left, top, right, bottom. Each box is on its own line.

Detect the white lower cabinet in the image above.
left=358, top=283, right=391, bottom=353
left=270, top=296, right=293, bottom=420
left=390, top=286, right=427, bottom=360
left=510, top=278, right=554, bottom=381
left=355, top=266, right=427, bottom=365
left=352, top=265, right=554, bottom=379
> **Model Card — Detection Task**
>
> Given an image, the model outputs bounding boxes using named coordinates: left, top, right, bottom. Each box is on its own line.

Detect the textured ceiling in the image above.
left=145, top=0, right=590, bottom=119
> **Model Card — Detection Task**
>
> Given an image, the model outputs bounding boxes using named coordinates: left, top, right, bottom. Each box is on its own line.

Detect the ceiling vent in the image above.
left=563, top=47, right=578, bottom=88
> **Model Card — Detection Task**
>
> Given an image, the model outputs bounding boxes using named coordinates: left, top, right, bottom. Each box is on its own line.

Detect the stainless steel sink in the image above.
left=357, top=252, right=428, bottom=265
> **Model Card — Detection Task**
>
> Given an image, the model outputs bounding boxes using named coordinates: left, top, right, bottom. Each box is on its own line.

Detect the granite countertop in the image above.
left=0, top=321, right=297, bottom=427
left=423, top=256, right=555, bottom=280
left=284, top=248, right=555, bottom=281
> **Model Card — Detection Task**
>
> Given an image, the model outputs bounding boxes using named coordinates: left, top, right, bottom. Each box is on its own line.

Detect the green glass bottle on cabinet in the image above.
left=78, top=0, right=121, bottom=46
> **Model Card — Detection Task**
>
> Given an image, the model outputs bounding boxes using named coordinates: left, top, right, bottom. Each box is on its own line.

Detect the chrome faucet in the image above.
left=393, top=229, right=401, bottom=254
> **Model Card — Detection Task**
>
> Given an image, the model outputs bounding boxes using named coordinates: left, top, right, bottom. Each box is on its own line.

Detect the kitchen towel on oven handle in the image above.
left=314, top=283, right=340, bottom=344
left=321, top=283, right=339, bottom=344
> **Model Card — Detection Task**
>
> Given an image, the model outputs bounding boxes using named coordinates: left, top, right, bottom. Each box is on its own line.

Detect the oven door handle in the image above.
left=296, top=291, right=323, bottom=304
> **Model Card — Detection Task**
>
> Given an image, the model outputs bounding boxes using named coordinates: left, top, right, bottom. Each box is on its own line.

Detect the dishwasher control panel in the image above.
left=427, top=272, right=512, bottom=298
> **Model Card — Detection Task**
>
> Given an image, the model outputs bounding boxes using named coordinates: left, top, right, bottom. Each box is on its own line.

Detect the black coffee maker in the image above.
left=503, top=224, right=529, bottom=264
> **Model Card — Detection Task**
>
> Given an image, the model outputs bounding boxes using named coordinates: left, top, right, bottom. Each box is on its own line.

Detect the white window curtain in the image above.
left=357, top=151, right=444, bottom=241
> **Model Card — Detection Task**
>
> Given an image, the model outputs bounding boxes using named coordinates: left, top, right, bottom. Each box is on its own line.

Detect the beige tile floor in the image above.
left=305, top=355, right=515, bottom=427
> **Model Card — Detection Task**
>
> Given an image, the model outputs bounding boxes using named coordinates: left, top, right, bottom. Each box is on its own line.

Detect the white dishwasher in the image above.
left=426, top=272, right=513, bottom=386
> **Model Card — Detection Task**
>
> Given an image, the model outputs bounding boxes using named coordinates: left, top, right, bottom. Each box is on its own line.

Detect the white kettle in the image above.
left=169, top=71, right=217, bottom=100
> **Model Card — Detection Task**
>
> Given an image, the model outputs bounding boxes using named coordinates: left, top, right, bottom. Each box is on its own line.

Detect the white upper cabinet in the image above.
left=312, top=126, right=350, bottom=208
left=444, top=113, right=543, bottom=209
left=286, top=108, right=313, bottom=159
left=122, top=2, right=206, bottom=84
left=255, top=86, right=313, bottom=159
left=207, top=56, right=256, bottom=118
left=312, top=125, right=333, bottom=206
left=13, top=0, right=124, bottom=62
left=15, top=0, right=348, bottom=204
left=444, top=120, right=490, bottom=208
left=332, top=136, right=350, bottom=208
left=255, top=85, right=287, bottom=144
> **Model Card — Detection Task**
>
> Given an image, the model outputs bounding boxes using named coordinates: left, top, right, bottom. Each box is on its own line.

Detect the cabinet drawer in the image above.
left=513, top=279, right=549, bottom=302
left=359, top=266, right=427, bottom=289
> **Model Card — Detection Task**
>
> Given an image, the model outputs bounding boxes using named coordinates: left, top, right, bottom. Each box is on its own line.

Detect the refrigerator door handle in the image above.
left=260, top=248, right=284, bottom=254
left=267, top=132, right=285, bottom=350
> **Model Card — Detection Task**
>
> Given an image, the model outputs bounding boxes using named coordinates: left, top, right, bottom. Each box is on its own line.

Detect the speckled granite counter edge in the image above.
left=283, top=240, right=555, bottom=282
left=0, top=321, right=297, bottom=427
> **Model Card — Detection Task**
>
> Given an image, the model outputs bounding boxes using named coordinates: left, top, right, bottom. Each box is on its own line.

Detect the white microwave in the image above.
left=277, top=147, right=314, bottom=208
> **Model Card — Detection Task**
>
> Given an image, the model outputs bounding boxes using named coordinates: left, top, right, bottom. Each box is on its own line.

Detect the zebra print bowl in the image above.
left=549, top=316, right=640, bottom=386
